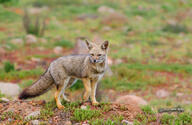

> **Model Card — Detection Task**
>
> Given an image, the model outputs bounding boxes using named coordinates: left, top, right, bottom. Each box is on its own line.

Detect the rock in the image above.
left=0, top=82, right=20, bottom=97
left=53, top=46, right=63, bottom=54
left=176, top=93, right=184, bottom=97
left=64, top=121, right=72, bottom=125
left=108, top=57, right=113, bottom=65
left=39, top=38, right=47, bottom=43
left=77, top=14, right=98, bottom=20
left=115, top=95, right=147, bottom=106
left=98, top=6, right=115, bottom=13
left=28, top=7, right=49, bottom=15
left=115, top=59, right=123, bottom=64
left=81, top=105, right=87, bottom=110
left=156, top=89, right=169, bottom=98
left=11, top=38, right=23, bottom=44
left=31, top=120, right=39, bottom=125
left=31, top=57, right=41, bottom=62
left=121, top=120, right=133, bottom=125
left=102, top=26, right=112, bottom=32
left=26, top=34, right=37, bottom=44
left=73, top=37, right=88, bottom=54
left=101, top=12, right=127, bottom=26
left=8, top=118, right=12, bottom=122
left=25, top=111, right=40, bottom=120
left=0, top=97, right=9, bottom=102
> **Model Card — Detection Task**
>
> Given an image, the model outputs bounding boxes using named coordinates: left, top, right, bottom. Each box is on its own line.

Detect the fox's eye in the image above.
left=97, top=54, right=102, bottom=56
left=90, top=54, right=94, bottom=56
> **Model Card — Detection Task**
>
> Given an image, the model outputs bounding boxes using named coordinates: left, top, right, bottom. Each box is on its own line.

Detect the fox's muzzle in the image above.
left=89, top=56, right=105, bottom=64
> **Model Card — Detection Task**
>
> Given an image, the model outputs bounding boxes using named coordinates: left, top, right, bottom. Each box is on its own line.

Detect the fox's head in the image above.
left=85, top=40, right=109, bottom=64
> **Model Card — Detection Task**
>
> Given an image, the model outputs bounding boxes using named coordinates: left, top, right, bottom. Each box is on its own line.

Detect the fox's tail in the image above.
left=19, top=69, right=54, bottom=99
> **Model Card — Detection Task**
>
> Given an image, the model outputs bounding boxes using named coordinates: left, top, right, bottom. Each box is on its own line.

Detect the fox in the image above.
left=19, top=40, right=109, bottom=109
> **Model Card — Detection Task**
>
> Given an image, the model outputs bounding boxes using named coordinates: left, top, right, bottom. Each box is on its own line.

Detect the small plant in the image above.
left=160, top=113, right=175, bottom=125
left=39, top=100, right=56, bottom=120
left=0, top=111, right=22, bottom=121
left=23, top=9, right=46, bottom=36
left=175, top=112, right=192, bottom=125
left=4, top=61, right=14, bottom=73
left=141, top=105, right=155, bottom=115
left=71, top=108, right=101, bottom=122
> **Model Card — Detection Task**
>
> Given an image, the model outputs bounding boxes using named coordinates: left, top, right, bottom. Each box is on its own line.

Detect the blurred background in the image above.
left=1, top=0, right=192, bottom=115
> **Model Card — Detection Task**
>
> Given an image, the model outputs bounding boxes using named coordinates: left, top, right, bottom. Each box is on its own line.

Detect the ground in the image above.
left=0, top=0, right=192, bottom=124
left=0, top=100, right=141, bottom=124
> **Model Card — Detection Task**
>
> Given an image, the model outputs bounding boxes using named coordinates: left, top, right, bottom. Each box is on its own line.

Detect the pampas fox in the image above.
left=19, top=40, right=109, bottom=109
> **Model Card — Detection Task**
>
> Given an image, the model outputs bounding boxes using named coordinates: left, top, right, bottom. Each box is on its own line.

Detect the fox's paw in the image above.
left=92, top=101, right=99, bottom=106
left=57, top=105, right=65, bottom=110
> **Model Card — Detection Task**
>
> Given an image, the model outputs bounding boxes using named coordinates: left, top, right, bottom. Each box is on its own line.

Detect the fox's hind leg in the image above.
left=62, top=78, right=77, bottom=102
left=55, top=77, right=70, bottom=109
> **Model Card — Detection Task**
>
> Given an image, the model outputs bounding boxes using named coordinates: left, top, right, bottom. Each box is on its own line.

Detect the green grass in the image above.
left=19, top=79, right=34, bottom=88
left=0, top=68, right=43, bottom=81
left=117, top=63, right=192, bottom=74
left=3, top=61, right=15, bottom=73
left=134, top=105, right=192, bottom=125
left=102, top=63, right=192, bottom=91
left=54, top=39, right=74, bottom=48
left=71, top=108, right=102, bottom=122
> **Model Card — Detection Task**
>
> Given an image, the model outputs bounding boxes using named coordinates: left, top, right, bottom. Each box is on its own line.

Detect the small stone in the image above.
left=8, top=118, right=12, bottom=122
left=39, top=38, right=47, bottom=43
left=11, top=38, right=23, bottom=44
left=26, top=34, right=37, bottom=44
left=156, top=89, right=169, bottom=98
left=176, top=93, right=184, bottom=97
left=31, top=57, right=41, bottom=62
left=0, top=82, right=20, bottom=97
left=121, top=120, right=133, bottom=125
left=115, top=95, right=147, bottom=106
left=0, top=97, right=9, bottom=102
left=73, top=37, right=88, bottom=54
left=98, top=6, right=115, bottom=13
left=25, top=111, right=40, bottom=120
left=115, top=59, right=123, bottom=64
left=81, top=105, right=87, bottom=110
left=28, top=7, right=49, bottom=15
left=53, top=46, right=63, bottom=54
left=102, top=26, right=112, bottom=31
left=31, top=120, right=39, bottom=125
left=64, top=121, right=72, bottom=125
left=108, top=57, right=113, bottom=65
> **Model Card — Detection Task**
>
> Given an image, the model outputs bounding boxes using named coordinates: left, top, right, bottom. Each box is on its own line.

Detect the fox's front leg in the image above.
left=91, top=80, right=99, bottom=105
left=82, top=78, right=91, bottom=101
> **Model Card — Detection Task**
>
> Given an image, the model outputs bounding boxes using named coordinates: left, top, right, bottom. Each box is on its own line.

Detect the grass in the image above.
left=0, top=68, right=43, bottom=81
left=54, top=39, right=74, bottom=48
left=3, top=61, right=15, bottom=73
left=71, top=108, right=102, bottom=122
left=134, top=105, right=192, bottom=125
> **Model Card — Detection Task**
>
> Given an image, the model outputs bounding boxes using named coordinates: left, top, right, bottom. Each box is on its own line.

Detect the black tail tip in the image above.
left=18, top=89, right=29, bottom=100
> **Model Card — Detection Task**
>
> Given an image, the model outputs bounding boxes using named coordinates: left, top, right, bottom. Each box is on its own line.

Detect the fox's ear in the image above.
left=101, top=40, right=109, bottom=50
left=85, top=40, right=93, bottom=50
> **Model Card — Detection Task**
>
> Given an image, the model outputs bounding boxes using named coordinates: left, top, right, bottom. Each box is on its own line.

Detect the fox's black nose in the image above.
left=94, top=60, right=96, bottom=63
